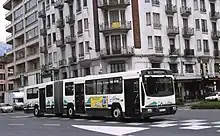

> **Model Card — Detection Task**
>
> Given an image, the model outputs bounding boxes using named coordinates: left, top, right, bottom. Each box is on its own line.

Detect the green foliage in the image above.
left=191, top=100, right=220, bottom=109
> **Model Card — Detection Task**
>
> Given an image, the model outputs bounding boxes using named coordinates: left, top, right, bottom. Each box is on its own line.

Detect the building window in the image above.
left=85, top=41, right=90, bottom=53
left=48, top=34, right=51, bottom=46
left=153, top=13, right=160, bottom=28
left=79, top=42, right=84, bottom=57
left=8, top=84, right=13, bottom=91
left=0, top=84, right=5, bottom=91
left=203, top=40, right=209, bottom=52
left=15, top=21, right=24, bottom=33
left=26, top=27, right=38, bottom=41
left=197, top=39, right=202, bottom=51
left=214, top=63, right=219, bottom=73
left=152, top=63, right=160, bottom=68
left=14, top=7, right=23, bottom=20
left=26, top=12, right=37, bottom=27
left=73, top=70, right=78, bottom=77
left=49, top=53, right=52, bottom=64
left=185, top=64, right=193, bottom=73
left=201, top=19, right=208, bottom=33
left=185, top=39, right=190, bottom=49
left=0, top=74, right=5, bottom=80
left=25, top=0, right=37, bottom=12
left=110, top=63, right=126, bottom=73
left=53, top=33, right=56, bottom=42
left=84, top=18, right=89, bottom=30
left=76, top=0, right=82, bottom=12
left=146, top=12, right=151, bottom=25
left=194, top=0, right=198, bottom=10
left=47, top=15, right=51, bottom=28
left=148, top=36, right=153, bottom=49
left=83, top=0, right=87, bottom=7
left=53, top=52, right=57, bottom=62
left=84, top=68, right=90, bottom=76
left=155, top=36, right=162, bottom=47
left=169, top=64, right=178, bottom=73
left=195, top=19, right=200, bottom=30
left=77, top=20, right=83, bottom=35
left=52, top=14, right=55, bottom=24
left=0, top=64, right=4, bottom=69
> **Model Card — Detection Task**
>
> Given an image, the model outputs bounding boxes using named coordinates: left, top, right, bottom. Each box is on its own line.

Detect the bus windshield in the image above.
left=143, top=77, right=174, bottom=97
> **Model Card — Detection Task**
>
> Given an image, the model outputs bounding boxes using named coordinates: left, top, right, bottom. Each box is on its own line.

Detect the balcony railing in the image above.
left=66, top=14, right=75, bottom=24
left=68, top=57, right=77, bottom=65
left=211, top=31, right=220, bottom=40
left=153, top=23, right=161, bottom=29
left=40, top=28, right=47, bottom=36
left=65, top=35, right=76, bottom=44
left=64, top=0, right=73, bottom=4
left=56, top=39, right=65, bottom=48
left=167, top=26, right=179, bottom=36
left=56, top=19, right=65, bottom=28
left=169, top=48, right=180, bottom=56
left=38, top=9, right=46, bottom=18
left=99, top=21, right=131, bottom=34
left=200, top=8, right=206, bottom=13
left=152, top=0, right=160, bottom=7
left=54, top=0, right=64, bottom=9
left=180, top=6, right=192, bottom=17
left=98, top=0, right=130, bottom=9
left=59, top=59, right=67, bottom=67
left=210, top=11, right=220, bottom=21
left=100, top=46, right=134, bottom=58
left=184, top=49, right=194, bottom=56
left=204, top=49, right=210, bottom=55
left=165, top=4, right=177, bottom=15
left=155, top=46, right=163, bottom=53
left=182, top=27, right=194, bottom=38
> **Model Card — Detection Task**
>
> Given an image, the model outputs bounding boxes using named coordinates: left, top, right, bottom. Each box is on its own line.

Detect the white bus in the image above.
left=24, top=68, right=177, bottom=120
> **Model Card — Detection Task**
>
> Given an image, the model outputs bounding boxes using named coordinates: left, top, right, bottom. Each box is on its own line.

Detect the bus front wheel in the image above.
left=34, top=107, right=40, bottom=117
left=67, top=106, right=74, bottom=119
left=112, top=106, right=122, bottom=120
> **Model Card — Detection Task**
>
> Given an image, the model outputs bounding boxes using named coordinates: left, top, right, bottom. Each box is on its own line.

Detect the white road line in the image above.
left=105, top=121, right=120, bottom=124
left=211, top=121, right=220, bottom=125
left=213, top=125, right=220, bottom=128
left=60, top=118, right=70, bottom=120
left=43, top=124, right=61, bottom=127
left=88, top=120, right=102, bottom=123
left=74, top=119, right=86, bottom=121
left=50, top=117, right=60, bottom=120
left=8, top=124, right=24, bottom=126
left=125, top=123, right=144, bottom=126
left=217, top=130, right=220, bottom=133
left=180, top=119, right=207, bottom=122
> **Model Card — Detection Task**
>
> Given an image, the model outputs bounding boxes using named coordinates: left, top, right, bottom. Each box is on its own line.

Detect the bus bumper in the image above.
left=141, top=105, right=177, bottom=117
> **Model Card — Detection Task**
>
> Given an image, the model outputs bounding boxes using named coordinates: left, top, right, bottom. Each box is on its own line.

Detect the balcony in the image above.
left=200, top=8, right=206, bottom=14
left=40, top=46, right=47, bottom=53
left=100, top=46, right=134, bottom=59
left=38, top=9, right=46, bottom=18
left=211, top=31, right=220, bottom=40
left=54, top=0, right=64, bottom=9
left=66, top=14, right=75, bottom=24
left=56, top=19, right=65, bottom=28
left=64, top=0, right=73, bottom=4
left=98, top=0, right=130, bottom=10
left=180, top=6, right=192, bottom=17
left=203, top=49, right=210, bottom=56
left=184, top=49, right=194, bottom=57
left=6, top=23, right=12, bottom=33
left=210, top=11, right=220, bottom=21
left=68, top=57, right=77, bottom=65
left=59, top=59, right=67, bottom=67
left=99, top=21, right=131, bottom=35
left=165, top=4, right=177, bottom=15
left=182, top=27, right=194, bottom=38
left=40, top=28, right=47, bottom=36
left=5, top=11, right=12, bottom=21
left=152, top=0, right=160, bottom=7
left=167, top=26, right=179, bottom=36
left=56, top=39, right=65, bottom=48
left=155, top=46, right=163, bottom=53
left=3, top=0, right=12, bottom=10
left=214, top=49, right=220, bottom=57
left=153, top=23, right=161, bottom=30
left=65, top=35, right=76, bottom=44
left=169, top=48, right=180, bottom=56
left=41, top=64, right=49, bottom=71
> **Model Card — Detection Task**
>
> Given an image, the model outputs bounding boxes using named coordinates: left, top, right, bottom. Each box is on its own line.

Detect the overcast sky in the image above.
left=0, top=1, right=10, bottom=43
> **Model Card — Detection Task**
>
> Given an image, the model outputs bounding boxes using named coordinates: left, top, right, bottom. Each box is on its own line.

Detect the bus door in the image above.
left=124, top=79, right=141, bottom=117
left=74, top=84, right=85, bottom=114
left=39, top=88, right=46, bottom=112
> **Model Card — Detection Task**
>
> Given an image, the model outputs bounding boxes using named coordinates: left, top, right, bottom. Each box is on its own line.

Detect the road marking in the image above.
left=105, top=121, right=120, bottom=124
left=211, top=121, right=220, bottom=125
left=60, top=118, right=70, bottom=120
left=125, top=123, right=144, bottom=126
left=50, top=117, right=60, bottom=120
left=10, top=115, right=33, bottom=119
left=74, top=119, right=86, bottom=121
left=43, top=124, right=61, bottom=127
left=150, top=120, right=178, bottom=128
left=180, top=122, right=209, bottom=126
left=180, top=119, right=207, bottom=122
left=217, top=130, right=220, bottom=133
left=213, top=125, right=220, bottom=128
left=8, top=124, right=24, bottom=126
left=72, top=125, right=149, bottom=136
left=179, top=125, right=212, bottom=130
left=88, top=120, right=102, bottom=123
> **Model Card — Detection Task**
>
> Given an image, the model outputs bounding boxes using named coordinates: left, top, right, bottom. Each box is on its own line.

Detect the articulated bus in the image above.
left=24, top=68, right=177, bottom=120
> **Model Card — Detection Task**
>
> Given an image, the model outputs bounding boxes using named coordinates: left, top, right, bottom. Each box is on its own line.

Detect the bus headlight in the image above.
left=147, top=109, right=152, bottom=113
left=173, top=106, right=177, bottom=111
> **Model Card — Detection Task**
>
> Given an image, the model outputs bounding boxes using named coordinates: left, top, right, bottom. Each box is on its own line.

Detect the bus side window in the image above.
left=27, top=88, right=33, bottom=99
left=65, top=82, right=74, bottom=96
left=113, top=77, right=122, bottom=94
left=85, top=80, right=96, bottom=95
left=46, top=85, right=53, bottom=97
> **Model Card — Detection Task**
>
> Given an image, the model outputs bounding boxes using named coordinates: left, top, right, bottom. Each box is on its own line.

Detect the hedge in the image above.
left=191, top=100, right=220, bottom=109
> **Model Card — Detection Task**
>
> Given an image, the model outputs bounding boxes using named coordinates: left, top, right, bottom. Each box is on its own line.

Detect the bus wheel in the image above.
left=67, top=106, right=74, bottom=119
left=112, top=107, right=122, bottom=120
left=34, top=107, right=40, bottom=117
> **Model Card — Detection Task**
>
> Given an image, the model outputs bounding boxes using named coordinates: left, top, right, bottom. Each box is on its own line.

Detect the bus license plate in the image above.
left=159, top=108, right=166, bottom=112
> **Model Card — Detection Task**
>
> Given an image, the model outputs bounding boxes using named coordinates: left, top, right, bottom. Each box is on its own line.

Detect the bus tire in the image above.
left=111, top=106, right=122, bottom=121
left=34, top=106, right=40, bottom=117
left=67, top=106, right=74, bottom=119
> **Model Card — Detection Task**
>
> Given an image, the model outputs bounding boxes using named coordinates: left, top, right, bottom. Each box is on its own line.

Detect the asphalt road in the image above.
left=0, top=109, right=220, bottom=136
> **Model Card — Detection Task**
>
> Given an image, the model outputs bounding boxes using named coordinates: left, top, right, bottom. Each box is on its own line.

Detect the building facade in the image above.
left=4, top=0, right=220, bottom=102
left=4, top=0, right=41, bottom=93
left=0, top=57, right=7, bottom=103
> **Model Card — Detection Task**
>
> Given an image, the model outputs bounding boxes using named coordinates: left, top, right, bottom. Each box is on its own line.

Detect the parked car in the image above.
left=205, top=92, right=220, bottom=101
left=0, top=103, right=14, bottom=113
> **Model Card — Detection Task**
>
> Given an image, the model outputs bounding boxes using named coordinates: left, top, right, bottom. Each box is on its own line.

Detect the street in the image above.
left=0, top=109, right=219, bottom=136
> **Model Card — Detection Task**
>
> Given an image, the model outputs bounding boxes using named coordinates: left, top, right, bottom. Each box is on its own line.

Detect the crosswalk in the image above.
left=9, top=115, right=220, bottom=133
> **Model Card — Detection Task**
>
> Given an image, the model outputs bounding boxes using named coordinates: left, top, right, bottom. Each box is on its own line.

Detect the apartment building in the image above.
left=4, top=0, right=220, bottom=102
left=4, top=0, right=41, bottom=92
